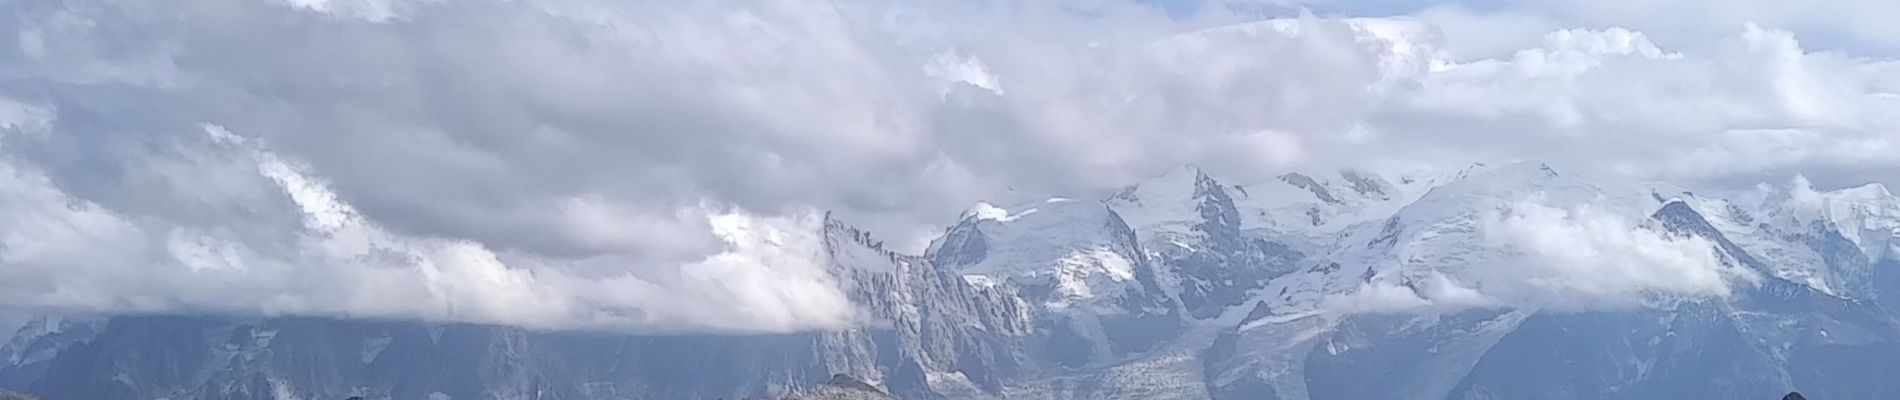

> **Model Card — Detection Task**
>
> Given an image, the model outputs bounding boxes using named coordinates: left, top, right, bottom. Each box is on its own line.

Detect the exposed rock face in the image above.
left=927, top=197, right=1184, bottom=369
left=1108, top=167, right=1305, bottom=320
left=0, top=316, right=99, bottom=390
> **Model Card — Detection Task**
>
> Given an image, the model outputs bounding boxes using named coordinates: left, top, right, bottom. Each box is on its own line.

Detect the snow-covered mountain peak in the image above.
left=1371, top=163, right=1683, bottom=264
left=939, top=199, right=1127, bottom=270
left=1105, top=163, right=1426, bottom=253
left=1650, top=198, right=1724, bottom=238
left=822, top=214, right=906, bottom=274
left=1816, top=183, right=1900, bottom=261
left=1106, top=164, right=1428, bottom=239
left=1107, top=164, right=1231, bottom=242
left=1837, top=182, right=1893, bottom=198
left=1643, top=181, right=1899, bottom=296
left=1386, top=162, right=1632, bottom=226
left=960, top=201, right=1045, bottom=223
left=1339, top=168, right=1395, bottom=200
left=1358, top=163, right=1599, bottom=262
left=1259, top=162, right=1697, bottom=313
left=1714, top=179, right=1900, bottom=271
left=924, top=195, right=1182, bottom=359
left=1215, top=166, right=1468, bottom=249
left=929, top=197, right=1152, bottom=311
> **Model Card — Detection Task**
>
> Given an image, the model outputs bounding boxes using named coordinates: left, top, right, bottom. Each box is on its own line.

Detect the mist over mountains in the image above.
left=5, top=0, right=1900, bottom=399
left=5, top=162, right=1898, bottom=399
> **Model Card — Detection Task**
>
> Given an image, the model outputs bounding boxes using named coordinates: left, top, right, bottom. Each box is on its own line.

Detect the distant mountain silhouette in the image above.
left=1784, top=392, right=1808, bottom=400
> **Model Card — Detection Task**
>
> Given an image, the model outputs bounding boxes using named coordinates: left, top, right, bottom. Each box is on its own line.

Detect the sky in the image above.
left=2, top=0, right=1900, bottom=335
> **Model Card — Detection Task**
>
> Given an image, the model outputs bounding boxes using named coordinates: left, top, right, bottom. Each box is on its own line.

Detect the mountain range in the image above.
left=3, top=162, right=1899, bottom=400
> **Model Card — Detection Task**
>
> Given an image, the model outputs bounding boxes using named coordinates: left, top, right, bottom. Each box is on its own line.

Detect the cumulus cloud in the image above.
left=2, top=0, right=1899, bottom=332
left=0, top=120, right=854, bottom=333
left=1478, top=200, right=1759, bottom=310
left=1318, top=197, right=1756, bottom=314
left=1420, top=0, right=1900, bottom=56
left=1369, top=24, right=1900, bottom=186
left=1266, top=0, right=1900, bottom=56
left=1320, top=273, right=1494, bottom=314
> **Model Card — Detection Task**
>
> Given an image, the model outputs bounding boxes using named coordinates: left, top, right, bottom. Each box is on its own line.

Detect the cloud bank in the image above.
left=1, top=120, right=853, bottom=333
left=1319, top=195, right=1758, bottom=314
left=1479, top=201, right=1758, bottom=309
left=1, top=0, right=1899, bottom=332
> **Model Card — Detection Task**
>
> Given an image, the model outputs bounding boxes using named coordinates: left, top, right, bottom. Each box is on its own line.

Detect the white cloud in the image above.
left=2, top=0, right=1899, bottom=331
left=0, top=99, right=53, bottom=135
left=1320, top=273, right=1494, bottom=314
left=1316, top=193, right=1760, bottom=315
left=1449, top=0, right=1900, bottom=56
left=279, top=0, right=435, bottom=22
left=1477, top=200, right=1759, bottom=310
left=1372, top=23, right=1900, bottom=184
left=924, top=50, right=1004, bottom=96
left=0, top=120, right=854, bottom=333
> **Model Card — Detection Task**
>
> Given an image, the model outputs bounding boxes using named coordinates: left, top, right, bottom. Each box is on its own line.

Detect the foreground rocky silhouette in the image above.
left=784, top=374, right=898, bottom=400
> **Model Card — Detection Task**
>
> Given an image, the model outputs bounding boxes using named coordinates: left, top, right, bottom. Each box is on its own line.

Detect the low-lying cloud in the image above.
left=1319, top=197, right=1759, bottom=314
left=1480, top=201, right=1759, bottom=309
left=0, top=120, right=854, bottom=334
